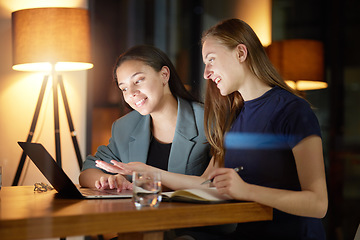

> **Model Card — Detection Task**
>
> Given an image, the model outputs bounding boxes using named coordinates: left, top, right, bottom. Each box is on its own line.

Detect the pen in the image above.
left=200, top=166, right=244, bottom=185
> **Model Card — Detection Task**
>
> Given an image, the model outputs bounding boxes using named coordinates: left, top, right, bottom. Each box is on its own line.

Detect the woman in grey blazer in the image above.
left=79, top=45, right=210, bottom=191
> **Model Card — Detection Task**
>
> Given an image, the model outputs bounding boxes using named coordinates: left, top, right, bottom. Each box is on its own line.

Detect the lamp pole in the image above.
left=12, top=76, right=48, bottom=186
left=52, top=64, right=62, bottom=168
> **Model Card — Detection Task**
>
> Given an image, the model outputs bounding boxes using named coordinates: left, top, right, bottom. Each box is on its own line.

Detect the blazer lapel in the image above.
left=128, top=115, right=151, bottom=164
left=168, top=98, right=198, bottom=173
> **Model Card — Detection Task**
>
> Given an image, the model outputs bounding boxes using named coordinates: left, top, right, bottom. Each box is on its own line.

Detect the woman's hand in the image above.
left=112, top=161, right=151, bottom=174
left=95, top=160, right=126, bottom=174
left=208, top=168, right=250, bottom=200
left=96, top=160, right=151, bottom=175
left=95, top=174, right=132, bottom=192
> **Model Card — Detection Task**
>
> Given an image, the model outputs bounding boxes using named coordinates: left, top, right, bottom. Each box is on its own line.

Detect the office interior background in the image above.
left=0, top=0, right=359, bottom=240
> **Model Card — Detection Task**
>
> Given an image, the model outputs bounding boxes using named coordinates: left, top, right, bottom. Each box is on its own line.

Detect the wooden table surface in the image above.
left=0, top=186, right=272, bottom=240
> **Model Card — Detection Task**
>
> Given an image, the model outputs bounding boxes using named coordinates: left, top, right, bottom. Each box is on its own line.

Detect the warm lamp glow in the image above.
left=12, top=7, right=93, bottom=72
left=235, top=0, right=272, bottom=46
left=266, top=39, right=327, bottom=91
left=285, top=80, right=328, bottom=91
left=2, top=0, right=86, bottom=13
left=12, top=62, right=93, bottom=72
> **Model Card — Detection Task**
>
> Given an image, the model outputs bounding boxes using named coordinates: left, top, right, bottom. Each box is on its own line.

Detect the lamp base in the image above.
left=12, top=74, right=83, bottom=186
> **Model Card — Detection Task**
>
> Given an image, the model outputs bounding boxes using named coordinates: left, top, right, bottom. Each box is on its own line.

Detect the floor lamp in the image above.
left=11, top=8, right=93, bottom=186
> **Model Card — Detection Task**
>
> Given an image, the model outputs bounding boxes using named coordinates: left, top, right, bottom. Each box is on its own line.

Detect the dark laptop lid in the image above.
left=18, top=141, right=83, bottom=198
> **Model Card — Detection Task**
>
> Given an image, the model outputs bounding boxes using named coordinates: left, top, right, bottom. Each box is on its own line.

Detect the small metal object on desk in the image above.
left=34, top=182, right=54, bottom=192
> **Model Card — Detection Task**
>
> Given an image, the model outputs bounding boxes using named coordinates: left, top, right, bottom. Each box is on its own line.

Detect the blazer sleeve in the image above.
left=81, top=111, right=150, bottom=172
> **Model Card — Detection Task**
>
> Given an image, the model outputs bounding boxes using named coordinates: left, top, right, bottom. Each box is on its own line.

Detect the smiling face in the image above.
left=202, top=37, right=245, bottom=96
left=116, top=60, right=170, bottom=115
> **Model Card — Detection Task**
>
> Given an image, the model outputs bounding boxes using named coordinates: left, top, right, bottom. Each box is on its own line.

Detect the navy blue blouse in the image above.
left=224, top=87, right=326, bottom=240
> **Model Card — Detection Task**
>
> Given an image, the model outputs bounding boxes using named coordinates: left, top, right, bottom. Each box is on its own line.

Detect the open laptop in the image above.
left=18, top=141, right=133, bottom=199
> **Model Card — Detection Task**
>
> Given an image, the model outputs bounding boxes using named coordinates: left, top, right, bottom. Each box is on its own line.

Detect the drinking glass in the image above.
left=132, top=171, right=162, bottom=209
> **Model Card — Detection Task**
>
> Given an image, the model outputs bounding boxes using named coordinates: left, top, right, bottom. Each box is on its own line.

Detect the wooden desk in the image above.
left=0, top=186, right=272, bottom=240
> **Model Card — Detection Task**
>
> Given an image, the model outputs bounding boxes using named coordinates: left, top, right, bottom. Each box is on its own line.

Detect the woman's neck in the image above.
left=150, top=95, right=178, bottom=144
left=238, top=74, right=272, bottom=101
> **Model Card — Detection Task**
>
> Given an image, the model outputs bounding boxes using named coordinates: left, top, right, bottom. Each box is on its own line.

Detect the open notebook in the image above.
left=18, top=142, right=133, bottom=199
left=162, top=187, right=232, bottom=203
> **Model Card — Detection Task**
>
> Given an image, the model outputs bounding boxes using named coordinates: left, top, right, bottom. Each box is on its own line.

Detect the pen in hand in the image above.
left=200, top=166, right=244, bottom=185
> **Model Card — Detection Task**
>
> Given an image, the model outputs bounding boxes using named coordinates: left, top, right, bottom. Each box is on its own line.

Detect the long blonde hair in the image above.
left=202, top=18, right=297, bottom=166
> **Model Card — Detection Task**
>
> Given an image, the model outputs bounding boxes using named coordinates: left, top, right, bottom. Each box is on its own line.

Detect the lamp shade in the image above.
left=266, top=39, right=327, bottom=91
left=12, top=7, right=93, bottom=71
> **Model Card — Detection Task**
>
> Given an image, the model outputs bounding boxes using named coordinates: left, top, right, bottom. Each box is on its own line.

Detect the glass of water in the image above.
left=132, top=171, right=162, bottom=209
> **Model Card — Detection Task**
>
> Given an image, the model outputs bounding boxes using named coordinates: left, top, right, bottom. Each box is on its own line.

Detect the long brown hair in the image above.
left=202, top=18, right=298, bottom=166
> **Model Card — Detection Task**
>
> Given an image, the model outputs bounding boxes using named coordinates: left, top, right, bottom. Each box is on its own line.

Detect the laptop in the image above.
left=18, top=141, right=133, bottom=199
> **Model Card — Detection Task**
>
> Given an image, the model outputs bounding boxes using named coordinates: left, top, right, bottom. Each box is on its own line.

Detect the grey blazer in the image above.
left=82, top=98, right=210, bottom=176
